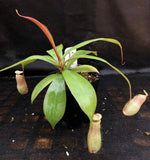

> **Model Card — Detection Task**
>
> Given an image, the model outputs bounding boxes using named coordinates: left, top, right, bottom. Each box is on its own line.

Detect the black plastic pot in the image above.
left=61, top=73, right=100, bottom=128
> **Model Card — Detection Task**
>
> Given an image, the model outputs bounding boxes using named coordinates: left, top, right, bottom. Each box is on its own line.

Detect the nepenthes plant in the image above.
left=0, top=10, right=148, bottom=153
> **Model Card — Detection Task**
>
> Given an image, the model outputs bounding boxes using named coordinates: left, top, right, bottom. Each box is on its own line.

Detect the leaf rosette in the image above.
left=0, top=10, right=133, bottom=128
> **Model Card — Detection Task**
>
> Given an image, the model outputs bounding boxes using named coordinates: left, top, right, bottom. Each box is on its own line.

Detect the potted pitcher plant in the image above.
left=0, top=10, right=148, bottom=153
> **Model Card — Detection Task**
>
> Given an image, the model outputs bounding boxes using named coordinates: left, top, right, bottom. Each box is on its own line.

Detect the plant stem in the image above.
left=107, top=63, right=132, bottom=100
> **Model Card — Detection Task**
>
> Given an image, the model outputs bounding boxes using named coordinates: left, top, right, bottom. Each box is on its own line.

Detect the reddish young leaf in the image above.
left=16, top=9, right=61, bottom=64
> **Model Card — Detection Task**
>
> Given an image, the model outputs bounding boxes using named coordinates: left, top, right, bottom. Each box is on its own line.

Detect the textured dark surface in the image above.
left=0, top=73, right=150, bottom=160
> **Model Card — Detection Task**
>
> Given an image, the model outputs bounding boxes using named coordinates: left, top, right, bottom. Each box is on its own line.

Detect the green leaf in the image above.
left=0, top=55, right=58, bottom=72
left=43, top=74, right=66, bottom=129
left=71, top=65, right=99, bottom=73
left=62, top=38, right=124, bottom=65
left=46, top=44, right=63, bottom=61
left=66, top=54, right=132, bottom=100
left=65, top=50, right=97, bottom=69
left=31, top=73, right=59, bottom=103
left=68, top=50, right=97, bottom=56
left=62, top=70, right=97, bottom=122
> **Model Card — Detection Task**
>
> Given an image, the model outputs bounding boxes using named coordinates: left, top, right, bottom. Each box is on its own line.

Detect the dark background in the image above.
left=0, top=0, right=150, bottom=76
